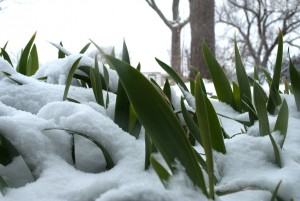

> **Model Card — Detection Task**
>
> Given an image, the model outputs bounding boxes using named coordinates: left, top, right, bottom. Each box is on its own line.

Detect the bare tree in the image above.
left=145, top=0, right=189, bottom=76
left=189, top=0, right=215, bottom=79
left=217, top=0, right=300, bottom=69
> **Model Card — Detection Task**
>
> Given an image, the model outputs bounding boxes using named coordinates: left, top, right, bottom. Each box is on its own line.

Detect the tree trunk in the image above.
left=189, top=0, right=215, bottom=79
left=171, top=27, right=182, bottom=76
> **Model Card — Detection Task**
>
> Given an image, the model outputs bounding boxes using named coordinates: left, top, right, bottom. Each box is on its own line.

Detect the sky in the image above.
left=0, top=0, right=190, bottom=72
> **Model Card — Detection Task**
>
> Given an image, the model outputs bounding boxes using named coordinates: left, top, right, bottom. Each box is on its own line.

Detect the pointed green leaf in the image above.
left=90, top=57, right=104, bottom=106
left=145, top=131, right=152, bottom=170
left=253, top=82, right=270, bottom=136
left=1, top=48, right=13, bottom=67
left=79, top=42, right=91, bottom=54
left=202, top=41, right=235, bottom=110
left=205, top=97, right=226, bottom=154
left=232, top=81, right=242, bottom=112
left=122, top=40, right=130, bottom=64
left=156, top=58, right=188, bottom=91
left=195, top=74, right=215, bottom=199
left=268, top=132, right=282, bottom=168
left=27, top=44, right=39, bottom=76
left=289, top=58, right=300, bottom=111
left=163, top=79, right=172, bottom=101
left=150, top=155, right=171, bottom=188
left=103, top=65, right=110, bottom=108
left=17, top=32, right=37, bottom=75
left=235, top=39, right=251, bottom=112
left=267, top=31, right=283, bottom=114
left=0, top=174, right=7, bottom=195
left=181, top=98, right=202, bottom=144
left=63, top=57, right=82, bottom=101
left=106, top=55, right=207, bottom=195
left=58, top=41, right=66, bottom=58
left=274, top=99, right=289, bottom=148
left=114, top=80, right=130, bottom=132
left=270, top=180, right=282, bottom=201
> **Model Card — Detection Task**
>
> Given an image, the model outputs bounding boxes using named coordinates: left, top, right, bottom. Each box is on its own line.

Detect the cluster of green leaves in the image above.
left=1, top=32, right=39, bottom=76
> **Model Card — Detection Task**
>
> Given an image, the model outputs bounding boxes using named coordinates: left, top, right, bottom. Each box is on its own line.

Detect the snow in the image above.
left=0, top=55, right=300, bottom=201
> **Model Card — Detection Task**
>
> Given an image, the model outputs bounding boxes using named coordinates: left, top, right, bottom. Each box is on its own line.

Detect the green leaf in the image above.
left=0, top=132, right=35, bottom=180
left=202, top=41, right=236, bottom=110
left=180, top=98, right=202, bottom=144
left=270, top=180, right=282, bottom=201
left=0, top=174, right=8, bottom=195
left=90, top=57, right=104, bottom=106
left=242, top=95, right=258, bottom=125
left=58, top=41, right=66, bottom=58
left=261, top=68, right=272, bottom=86
left=274, top=99, right=289, bottom=148
left=205, top=94, right=226, bottom=154
left=235, top=39, right=251, bottom=112
left=232, top=81, right=242, bottom=112
left=289, top=57, right=300, bottom=111
left=267, top=31, right=283, bottom=114
left=195, top=74, right=215, bottom=199
left=45, top=128, right=115, bottom=170
left=156, top=58, right=189, bottom=91
left=0, top=134, right=19, bottom=166
left=1, top=48, right=13, bottom=67
left=16, top=32, right=37, bottom=75
left=268, top=132, right=282, bottom=168
left=114, top=79, right=131, bottom=133
left=254, top=82, right=281, bottom=167
left=1, top=72, right=23, bottom=85
left=79, top=42, right=91, bottom=54
left=106, top=55, right=207, bottom=195
left=63, top=57, right=82, bottom=101
left=253, top=82, right=270, bottom=136
left=27, top=44, right=39, bottom=76
left=150, top=155, right=171, bottom=188
left=163, top=78, right=172, bottom=102
left=122, top=40, right=130, bottom=64
left=145, top=131, right=152, bottom=170
left=103, top=65, right=110, bottom=108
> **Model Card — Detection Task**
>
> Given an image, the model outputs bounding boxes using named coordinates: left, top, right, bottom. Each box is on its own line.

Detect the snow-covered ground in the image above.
left=0, top=55, right=299, bottom=201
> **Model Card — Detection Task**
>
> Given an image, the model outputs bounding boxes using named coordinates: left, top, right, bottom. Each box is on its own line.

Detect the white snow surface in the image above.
left=0, top=57, right=299, bottom=201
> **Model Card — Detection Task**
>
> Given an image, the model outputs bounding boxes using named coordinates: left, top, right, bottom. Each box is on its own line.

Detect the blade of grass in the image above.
left=270, top=180, right=282, bottom=201
left=181, top=98, right=202, bottom=144
left=235, top=38, right=251, bottom=112
left=79, top=42, right=91, bottom=54
left=202, top=41, right=236, bottom=110
left=195, top=74, right=215, bottom=199
left=103, top=65, right=110, bottom=108
left=150, top=155, right=171, bottom=188
left=253, top=82, right=270, bottom=136
left=253, top=82, right=281, bottom=167
left=274, top=99, right=289, bottom=148
left=289, top=57, right=300, bottom=111
left=0, top=48, right=13, bottom=67
left=90, top=57, right=104, bottom=106
left=63, top=57, right=82, bottom=101
left=122, top=40, right=130, bottom=64
left=267, top=31, right=283, bottom=114
left=0, top=174, right=7, bottom=195
left=232, top=81, right=242, bottom=112
left=155, top=58, right=189, bottom=91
